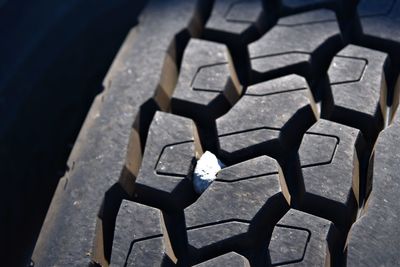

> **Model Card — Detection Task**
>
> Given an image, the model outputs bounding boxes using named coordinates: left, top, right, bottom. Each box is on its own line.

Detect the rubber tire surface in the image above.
left=33, top=0, right=400, bottom=266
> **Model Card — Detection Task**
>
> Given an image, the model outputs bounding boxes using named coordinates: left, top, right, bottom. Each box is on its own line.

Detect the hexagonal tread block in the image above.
left=184, top=156, right=289, bottom=259
left=269, top=209, right=338, bottom=266
left=156, top=141, right=194, bottom=177
left=325, top=45, right=387, bottom=141
left=328, top=55, right=367, bottom=84
left=249, top=9, right=340, bottom=59
left=279, top=7, right=336, bottom=26
left=133, top=111, right=197, bottom=210
left=172, top=39, right=241, bottom=119
left=250, top=52, right=311, bottom=78
left=346, top=123, right=400, bottom=266
left=111, top=200, right=168, bottom=266
left=298, top=119, right=365, bottom=228
left=217, top=74, right=316, bottom=161
left=204, top=0, right=262, bottom=39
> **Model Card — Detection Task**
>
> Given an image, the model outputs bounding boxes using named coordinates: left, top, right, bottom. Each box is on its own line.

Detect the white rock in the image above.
left=192, top=151, right=225, bottom=194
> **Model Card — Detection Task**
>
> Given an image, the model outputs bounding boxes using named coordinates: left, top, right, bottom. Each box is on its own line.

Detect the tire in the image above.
left=32, top=0, right=400, bottom=266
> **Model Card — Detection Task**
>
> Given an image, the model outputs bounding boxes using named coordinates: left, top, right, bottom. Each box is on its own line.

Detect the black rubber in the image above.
left=31, top=0, right=400, bottom=266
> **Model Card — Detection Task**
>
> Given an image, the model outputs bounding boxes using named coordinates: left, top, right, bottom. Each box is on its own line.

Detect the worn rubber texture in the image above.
left=32, top=0, right=400, bottom=266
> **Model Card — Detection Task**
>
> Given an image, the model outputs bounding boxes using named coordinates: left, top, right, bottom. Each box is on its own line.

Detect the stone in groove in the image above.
left=269, top=209, right=335, bottom=266
left=205, top=0, right=260, bottom=36
left=31, top=0, right=201, bottom=265
left=217, top=74, right=315, bottom=160
left=110, top=200, right=166, bottom=266
left=326, top=45, right=387, bottom=140
left=156, top=142, right=194, bottom=176
left=359, top=0, right=400, bottom=43
left=134, top=111, right=196, bottom=210
left=172, top=38, right=240, bottom=112
left=192, top=151, right=224, bottom=194
left=194, top=252, right=250, bottom=266
left=249, top=9, right=340, bottom=58
left=298, top=119, right=363, bottom=228
left=347, top=123, right=400, bottom=266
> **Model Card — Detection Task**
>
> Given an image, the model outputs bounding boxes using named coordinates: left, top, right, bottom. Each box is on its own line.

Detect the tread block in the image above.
left=326, top=45, right=387, bottom=139
left=205, top=0, right=261, bottom=36
left=217, top=74, right=315, bottom=159
left=278, top=8, right=336, bottom=26
left=251, top=52, right=311, bottom=75
left=328, top=56, right=367, bottom=84
left=249, top=9, right=340, bottom=59
left=172, top=39, right=241, bottom=114
left=188, top=222, right=250, bottom=251
left=298, top=119, right=363, bottom=227
left=194, top=252, right=249, bottom=267
left=192, top=63, right=230, bottom=93
left=111, top=200, right=165, bottom=266
left=215, top=155, right=277, bottom=182
left=134, top=112, right=197, bottom=209
left=346, top=123, right=400, bottom=266
left=269, top=209, right=335, bottom=266
left=218, top=128, right=281, bottom=161
left=184, top=156, right=289, bottom=253
left=156, top=142, right=194, bottom=177
left=185, top=156, right=284, bottom=226
left=359, top=0, right=400, bottom=43
left=298, top=133, right=337, bottom=167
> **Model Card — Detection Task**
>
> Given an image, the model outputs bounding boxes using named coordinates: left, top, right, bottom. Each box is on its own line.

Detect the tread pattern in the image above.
left=111, top=200, right=167, bottom=266
left=33, top=0, right=400, bottom=266
left=269, top=209, right=337, bottom=266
